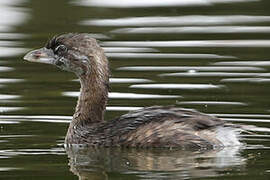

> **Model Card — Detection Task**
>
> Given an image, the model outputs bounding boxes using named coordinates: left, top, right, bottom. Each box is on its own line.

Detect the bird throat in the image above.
left=66, top=56, right=109, bottom=131
left=75, top=75, right=108, bottom=125
left=65, top=46, right=109, bottom=144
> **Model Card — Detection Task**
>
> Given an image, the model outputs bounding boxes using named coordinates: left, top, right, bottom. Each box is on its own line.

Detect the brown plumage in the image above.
left=23, top=33, right=242, bottom=149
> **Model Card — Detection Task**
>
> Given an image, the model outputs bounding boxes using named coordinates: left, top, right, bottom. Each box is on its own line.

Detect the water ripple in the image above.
left=112, top=26, right=270, bottom=34
left=0, top=107, right=25, bottom=113
left=0, top=148, right=65, bottom=157
left=110, top=78, right=153, bottom=83
left=212, top=113, right=270, bottom=118
left=103, top=40, right=270, bottom=48
left=63, top=91, right=181, bottom=99
left=160, top=72, right=260, bottom=77
left=106, top=106, right=142, bottom=111
left=0, top=78, right=24, bottom=83
left=0, top=47, right=29, bottom=57
left=214, top=61, right=270, bottom=66
left=118, top=66, right=264, bottom=72
left=106, top=53, right=235, bottom=59
left=110, top=92, right=181, bottom=99
left=82, top=15, right=270, bottom=27
left=0, top=120, right=20, bottom=124
left=0, top=94, right=21, bottom=103
left=103, top=47, right=158, bottom=53
left=0, top=67, right=14, bottom=72
left=221, top=78, right=270, bottom=83
left=73, top=78, right=153, bottom=83
left=0, top=33, right=28, bottom=40
left=222, top=118, right=270, bottom=123
left=177, top=101, right=247, bottom=106
left=0, top=167, right=21, bottom=171
left=0, top=115, right=71, bottom=123
left=130, top=83, right=224, bottom=89
left=74, top=0, right=258, bottom=8
left=0, top=94, right=20, bottom=100
left=0, top=0, right=29, bottom=32
left=0, top=40, right=23, bottom=47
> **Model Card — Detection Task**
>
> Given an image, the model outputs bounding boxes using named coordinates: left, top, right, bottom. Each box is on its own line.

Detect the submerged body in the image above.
left=24, top=33, right=242, bottom=149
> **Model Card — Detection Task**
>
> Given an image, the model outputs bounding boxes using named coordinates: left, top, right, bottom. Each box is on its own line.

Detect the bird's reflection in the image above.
left=66, top=146, right=245, bottom=180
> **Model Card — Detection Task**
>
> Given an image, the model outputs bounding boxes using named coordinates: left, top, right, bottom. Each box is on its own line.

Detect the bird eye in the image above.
left=54, top=44, right=67, bottom=55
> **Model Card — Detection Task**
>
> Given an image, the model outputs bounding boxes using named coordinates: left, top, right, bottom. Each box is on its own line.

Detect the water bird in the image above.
left=24, top=33, right=243, bottom=149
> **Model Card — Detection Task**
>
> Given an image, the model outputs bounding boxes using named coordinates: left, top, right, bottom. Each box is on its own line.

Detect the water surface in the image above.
left=1, top=0, right=270, bottom=179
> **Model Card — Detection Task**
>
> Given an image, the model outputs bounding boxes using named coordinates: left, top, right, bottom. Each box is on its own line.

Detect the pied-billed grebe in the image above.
left=23, top=33, right=242, bottom=149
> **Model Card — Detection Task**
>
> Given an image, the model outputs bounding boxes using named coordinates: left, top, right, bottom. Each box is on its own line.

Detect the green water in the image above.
left=0, top=0, right=270, bottom=179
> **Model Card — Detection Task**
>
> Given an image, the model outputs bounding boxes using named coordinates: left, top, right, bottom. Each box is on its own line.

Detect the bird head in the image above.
left=24, top=33, right=107, bottom=77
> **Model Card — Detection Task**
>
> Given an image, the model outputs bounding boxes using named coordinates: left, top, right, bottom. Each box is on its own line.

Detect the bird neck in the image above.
left=71, top=59, right=109, bottom=127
